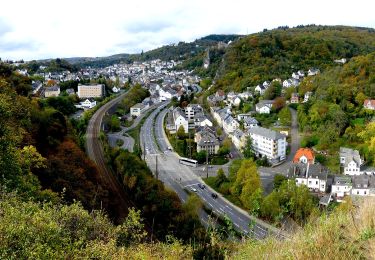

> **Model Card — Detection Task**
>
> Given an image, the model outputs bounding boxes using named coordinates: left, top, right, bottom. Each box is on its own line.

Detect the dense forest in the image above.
left=212, top=25, right=375, bottom=92
left=297, top=51, right=375, bottom=168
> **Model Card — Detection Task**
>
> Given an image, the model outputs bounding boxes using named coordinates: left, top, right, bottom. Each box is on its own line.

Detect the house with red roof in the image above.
left=363, top=99, right=375, bottom=110
left=293, top=148, right=315, bottom=164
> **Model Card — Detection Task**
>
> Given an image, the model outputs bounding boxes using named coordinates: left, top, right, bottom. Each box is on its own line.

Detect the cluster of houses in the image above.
left=252, top=69, right=319, bottom=104
left=289, top=147, right=375, bottom=204
left=207, top=89, right=288, bottom=162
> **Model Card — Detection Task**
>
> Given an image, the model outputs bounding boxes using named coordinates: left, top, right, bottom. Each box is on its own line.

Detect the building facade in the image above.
left=77, top=84, right=104, bottom=98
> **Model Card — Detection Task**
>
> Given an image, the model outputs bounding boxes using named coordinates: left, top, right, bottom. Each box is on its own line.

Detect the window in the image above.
left=316, top=181, right=318, bottom=185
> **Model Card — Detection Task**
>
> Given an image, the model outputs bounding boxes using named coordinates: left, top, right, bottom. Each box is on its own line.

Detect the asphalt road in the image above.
left=141, top=105, right=287, bottom=240
left=85, top=90, right=136, bottom=220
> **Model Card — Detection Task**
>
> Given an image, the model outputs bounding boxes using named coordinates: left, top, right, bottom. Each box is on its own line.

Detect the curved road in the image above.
left=142, top=106, right=288, bottom=240
left=86, top=91, right=135, bottom=220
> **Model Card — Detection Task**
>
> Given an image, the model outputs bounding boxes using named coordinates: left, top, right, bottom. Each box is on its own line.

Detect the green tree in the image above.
left=242, top=137, right=255, bottom=159
left=273, top=174, right=287, bottom=190
left=278, top=107, right=292, bottom=126
left=177, top=125, right=186, bottom=139
left=214, top=168, right=228, bottom=188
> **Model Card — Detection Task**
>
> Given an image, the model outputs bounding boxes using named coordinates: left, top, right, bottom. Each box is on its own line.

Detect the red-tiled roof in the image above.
left=293, top=148, right=315, bottom=163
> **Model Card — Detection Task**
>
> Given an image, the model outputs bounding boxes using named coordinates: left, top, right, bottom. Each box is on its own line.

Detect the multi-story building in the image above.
left=291, top=163, right=329, bottom=193
left=247, top=126, right=287, bottom=161
left=185, top=104, right=203, bottom=121
left=195, top=126, right=219, bottom=155
left=173, top=107, right=189, bottom=133
left=77, top=84, right=104, bottom=99
left=44, top=85, right=60, bottom=98
left=340, top=147, right=363, bottom=175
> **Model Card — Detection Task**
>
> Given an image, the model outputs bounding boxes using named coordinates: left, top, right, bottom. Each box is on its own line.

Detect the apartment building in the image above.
left=247, top=126, right=287, bottom=161
left=77, top=84, right=104, bottom=98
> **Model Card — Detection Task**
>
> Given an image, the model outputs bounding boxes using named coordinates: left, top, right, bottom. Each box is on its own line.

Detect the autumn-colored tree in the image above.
left=272, top=97, right=286, bottom=112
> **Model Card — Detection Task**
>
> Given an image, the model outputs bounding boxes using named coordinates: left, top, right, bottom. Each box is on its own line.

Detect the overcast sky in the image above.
left=0, top=0, right=374, bottom=60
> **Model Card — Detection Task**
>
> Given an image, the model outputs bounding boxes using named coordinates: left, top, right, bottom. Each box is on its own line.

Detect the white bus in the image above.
left=179, top=157, right=198, bottom=167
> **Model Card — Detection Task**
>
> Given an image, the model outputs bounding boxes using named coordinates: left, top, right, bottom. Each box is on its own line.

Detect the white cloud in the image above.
left=0, top=0, right=374, bottom=60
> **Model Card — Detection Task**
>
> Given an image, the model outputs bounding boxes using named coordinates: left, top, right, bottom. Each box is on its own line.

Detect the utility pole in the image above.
left=189, top=130, right=192, bottom=158
left=206, top=146, right=209, bottom=179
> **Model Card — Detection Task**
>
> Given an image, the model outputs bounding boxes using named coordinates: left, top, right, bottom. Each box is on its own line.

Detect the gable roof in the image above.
left=293, top=148, right=315, bottom=163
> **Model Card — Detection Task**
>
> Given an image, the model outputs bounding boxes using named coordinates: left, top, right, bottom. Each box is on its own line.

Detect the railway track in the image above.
left=85, top=91, right=134, bottom=221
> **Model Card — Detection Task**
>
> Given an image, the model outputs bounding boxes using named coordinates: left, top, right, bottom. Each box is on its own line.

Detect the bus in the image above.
left=179, top=157, right=198, bottom=167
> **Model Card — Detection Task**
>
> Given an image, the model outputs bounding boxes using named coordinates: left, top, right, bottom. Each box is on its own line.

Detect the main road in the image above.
left=86, top=90, right=135, bottom=220
left=141, top=105, right=288, bottom=240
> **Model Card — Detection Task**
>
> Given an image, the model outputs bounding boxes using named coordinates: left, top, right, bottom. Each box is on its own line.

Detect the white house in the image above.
left=130, top=103, right=146, bottom=117
left=283, top=79, right=293, bottom=88
left=340, top=147, right=363, bottom=175
left=255, top=100, right=274, bottom=114
left=331, top=176, right=352, bottom=201
left=303, top=92, right=313, bottom=103
left=255, top=85, right=266, bottom=95
left=223, top=115, right=240, bottom=134
left=194, top=113, right=213, bottom=127
left=363, top=99, right=375, bottom=110
left=173, top=107, right=189, bottom=133
left=308, top=68, right=320, bottom=76
left=243, top=117, right=258, bottom=129
left=232, top=129, right=245, bottom=150
left=247, top=126, right=287, bottom=161
left=351, top=175, right=375, bottom=196
left=291, top=163, right=329, bottom=193
left=112, top=86, right=120, bottom=93
left=75, top=99, right=97, bottom=109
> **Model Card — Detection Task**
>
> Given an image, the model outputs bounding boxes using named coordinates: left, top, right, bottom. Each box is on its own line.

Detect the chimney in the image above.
left=306, top=163, right=310, bottom=178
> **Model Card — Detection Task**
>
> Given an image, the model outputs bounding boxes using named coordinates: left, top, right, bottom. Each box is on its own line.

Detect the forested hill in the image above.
left=69, top=34, right=241, bottom=68
left=213, top=25, right=375, bottom=92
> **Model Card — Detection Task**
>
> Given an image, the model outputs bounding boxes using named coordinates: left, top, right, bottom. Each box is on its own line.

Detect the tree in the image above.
left=214, top=168, right=228, bottom=187
left=358, top=122, right=375, bottom=165
left=278, top=107, right=292, bottom=126
left=242, top=137, right=255, bottom=159
left=230, top=159, right=262, bottom=210
left=355, top=92, right=367, bottom=106
left=273, top=174, right=287, bottom=190
left=264, top=81, right=282, bottom=100
left=177, top=125, right=186, bottom=139
left=195, top=150, right=207, bottom=164
left=272, top=97, right=286, bottom=112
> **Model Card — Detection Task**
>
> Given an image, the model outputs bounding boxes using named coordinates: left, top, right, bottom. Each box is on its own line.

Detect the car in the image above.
left=198, top=183, right=205, bottom=189
left=190, top=187, right=197, bottom=192
left=211, top=193, right=218, bottom=199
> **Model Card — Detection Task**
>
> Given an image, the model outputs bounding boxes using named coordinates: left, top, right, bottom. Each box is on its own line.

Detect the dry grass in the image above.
left=231, top=197, right=375, bottom=260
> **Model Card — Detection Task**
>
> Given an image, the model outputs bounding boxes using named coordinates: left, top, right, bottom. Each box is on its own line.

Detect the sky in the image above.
left=0, top=0, right=374, bottom=61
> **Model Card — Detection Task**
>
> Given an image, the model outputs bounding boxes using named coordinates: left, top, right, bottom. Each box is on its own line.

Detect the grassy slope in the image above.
left=231, top=198, right=375, bottom=259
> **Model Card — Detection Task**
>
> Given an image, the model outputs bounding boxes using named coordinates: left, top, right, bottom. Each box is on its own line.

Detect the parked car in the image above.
left=211, top=193, right=218, bottom=199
